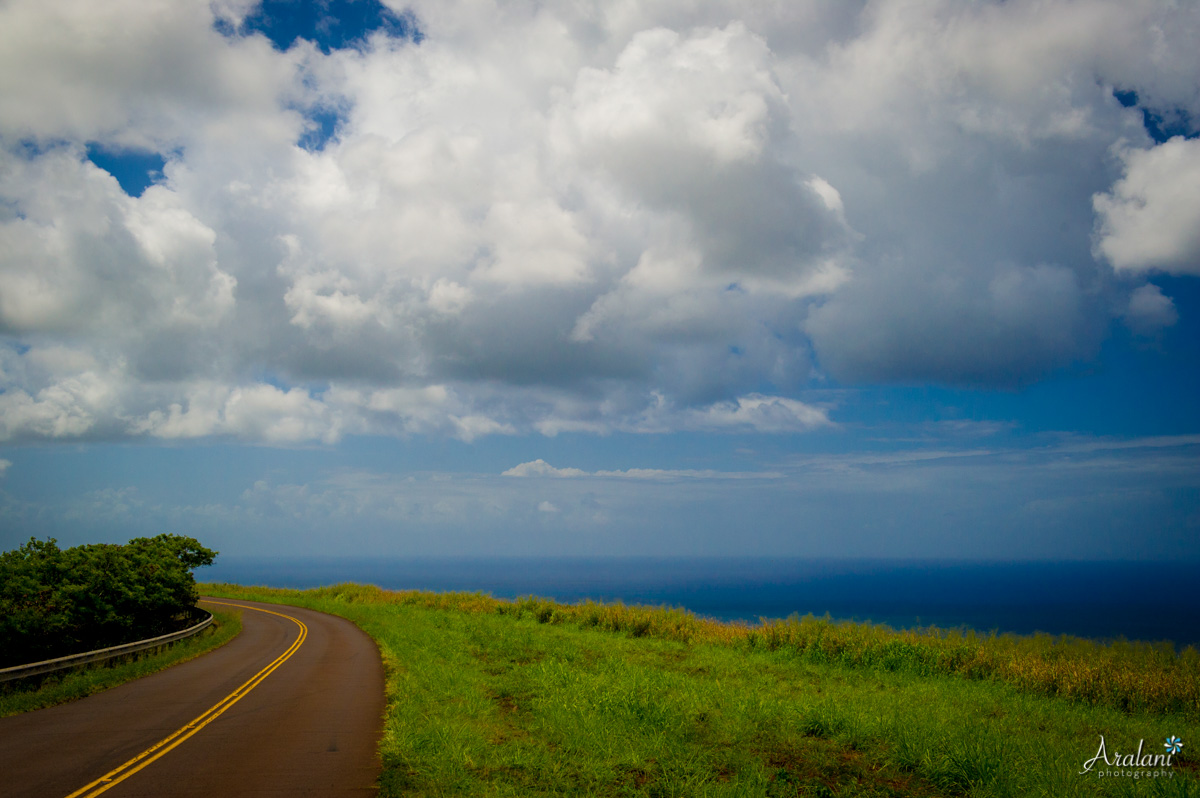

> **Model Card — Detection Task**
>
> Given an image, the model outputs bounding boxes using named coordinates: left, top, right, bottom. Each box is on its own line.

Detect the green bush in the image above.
left=0, top=534, right=217, bottom=667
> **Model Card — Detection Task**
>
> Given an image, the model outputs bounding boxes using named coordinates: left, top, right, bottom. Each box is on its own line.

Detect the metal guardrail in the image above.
left=0, top=610, right=215, bottom=683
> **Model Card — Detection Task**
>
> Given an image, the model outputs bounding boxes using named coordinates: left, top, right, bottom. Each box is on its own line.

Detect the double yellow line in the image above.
left=64, top=601, right=307, bottom=798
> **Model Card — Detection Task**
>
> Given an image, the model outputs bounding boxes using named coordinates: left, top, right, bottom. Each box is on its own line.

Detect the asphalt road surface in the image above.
left=0, top=598, right=385, bottom=797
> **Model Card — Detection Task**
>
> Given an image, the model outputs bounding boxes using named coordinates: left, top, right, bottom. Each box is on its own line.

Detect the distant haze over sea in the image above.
left=204, top=558, right=1200, bottom=648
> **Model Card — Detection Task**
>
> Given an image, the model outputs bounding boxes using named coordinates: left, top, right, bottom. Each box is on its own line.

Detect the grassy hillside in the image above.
left=203, top=583, right=1198, bottom=797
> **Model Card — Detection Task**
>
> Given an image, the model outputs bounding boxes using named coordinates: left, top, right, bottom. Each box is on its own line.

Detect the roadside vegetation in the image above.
left=0, top=535, right=217, bottom=668
left=204, top=582, right=1199, bottom=797
left=0, top=608, right=241, bottom=718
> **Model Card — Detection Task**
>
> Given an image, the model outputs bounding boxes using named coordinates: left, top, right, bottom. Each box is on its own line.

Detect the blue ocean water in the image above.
left=202, top=557, right=1200, bottom=647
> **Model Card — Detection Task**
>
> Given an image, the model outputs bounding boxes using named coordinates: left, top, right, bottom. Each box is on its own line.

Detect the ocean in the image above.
left=202, top=557, right=1200, bottom=647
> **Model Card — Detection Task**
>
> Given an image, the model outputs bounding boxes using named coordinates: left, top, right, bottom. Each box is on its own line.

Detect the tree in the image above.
left=0, top=535, right=218, bottom=668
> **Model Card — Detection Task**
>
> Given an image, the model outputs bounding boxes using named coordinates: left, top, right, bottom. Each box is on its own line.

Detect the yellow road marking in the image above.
left=63, top=601, right=307, bottom=798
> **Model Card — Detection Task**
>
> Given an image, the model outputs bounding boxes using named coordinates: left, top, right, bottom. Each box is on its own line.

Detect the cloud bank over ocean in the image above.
left=2, top=0, right=1197, bottom=445
left=1, top=1, right=1198, bottom=561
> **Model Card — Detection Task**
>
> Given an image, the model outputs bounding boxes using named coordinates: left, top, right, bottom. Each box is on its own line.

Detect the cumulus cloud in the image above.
left=0, top=0, right=298, bottom=149
left=0, top=459, right=10, bottom=477
left=1093, top=137, right=1200, bottom=275
left=0, top=149, right=235, bottom=346
left=1, top=0, right=1198, bottom=442
left=503, top=460, right=587, bottom=478
left=674, top=394, right=832, bottom=434
left=1123, top=283, right=1179, bottom=336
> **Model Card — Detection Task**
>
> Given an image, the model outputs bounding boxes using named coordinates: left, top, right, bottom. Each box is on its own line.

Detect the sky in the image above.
left=0, top=0, right=1197, bottom=561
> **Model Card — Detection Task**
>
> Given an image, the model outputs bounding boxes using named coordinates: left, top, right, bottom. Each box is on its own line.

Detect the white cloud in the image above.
left=0, top=150, right=235, bottom=342
left=477, top=199, right=592, bottom=286
left=0, top=371, right=117, bottom=440
left=1124, top=283, right=1179, bottom=336
left=129, top=382, right=341, bottom=443
left=449, top=414, right=516, bottom=443
left=565, top=23, right=778, bottom=170
left=503, top=460, right=587, bottom=478
left=503, top=459, right=782, bottom=481
left=0, top=459, right=10, bottom=477
left=1093, top=137, right=1200, bottom=275
left=0, top=0, right=298, bottom=149
left=676, top=394, right=833, bottom=434
left=0, top=0, right=1197, bottom=442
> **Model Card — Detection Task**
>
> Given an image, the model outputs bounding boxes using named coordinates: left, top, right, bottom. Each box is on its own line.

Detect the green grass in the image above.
left=202, top=583, right=1199, bottom=797
left=0, top=609, right=241, bottom=718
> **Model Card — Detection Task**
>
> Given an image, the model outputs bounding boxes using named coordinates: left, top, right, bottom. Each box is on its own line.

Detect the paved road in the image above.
left=0, top=599, right=385, bottom=797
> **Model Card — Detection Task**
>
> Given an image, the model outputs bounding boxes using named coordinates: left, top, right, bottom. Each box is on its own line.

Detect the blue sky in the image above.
left=0, top=0, right=1197, bottom=560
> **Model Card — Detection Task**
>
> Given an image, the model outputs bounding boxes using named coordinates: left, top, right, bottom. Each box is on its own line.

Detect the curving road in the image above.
left=0, top=599, right=385, bottom=797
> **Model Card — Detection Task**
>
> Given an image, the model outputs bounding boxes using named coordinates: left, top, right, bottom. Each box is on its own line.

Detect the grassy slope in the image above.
left=203, top=584, right=1199, bottom=798
left=0, top=609, right=241, bottom=718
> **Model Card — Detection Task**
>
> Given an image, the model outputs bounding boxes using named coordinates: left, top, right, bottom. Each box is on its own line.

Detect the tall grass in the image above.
left=205, top=582, right=1199, bottom=719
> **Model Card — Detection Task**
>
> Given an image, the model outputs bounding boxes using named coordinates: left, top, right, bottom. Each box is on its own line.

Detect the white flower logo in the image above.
left=1165, top=736, right=1183, bottom=755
